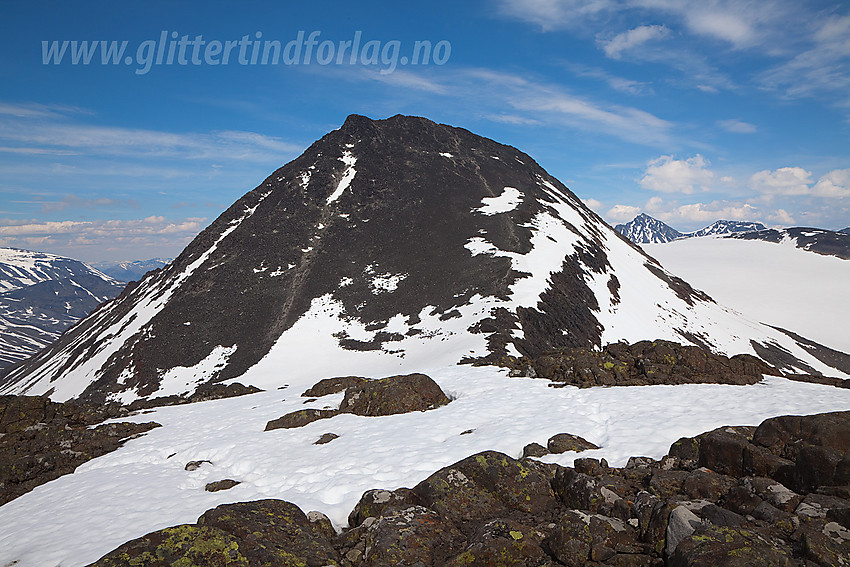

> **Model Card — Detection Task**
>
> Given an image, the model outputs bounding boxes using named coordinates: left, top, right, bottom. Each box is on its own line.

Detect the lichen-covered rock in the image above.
left=413, top=451, right=556, bottom=532
left=521, top=442, right=549, bottom=459
left=338, top=373, right=450, bottom=416
left=446, top=519, right=548, bottom=566
left=668, top=525, right=795, bottom=567
left=545, top=510, right=642, bottom=566
left=89, top=524, right=250, bottom=566
left=198, top=499, right=340, bottom=566
left=361, top=506, right=465, bottom=566
left=508, top=339, right=775, bottom=388
left=546, top=433, right=599, bottom=454
left=348, top=488, right=415, bottom=528
left=264, top=408, right=339, bottom=431
left=301, top=376, right=368, bottom=398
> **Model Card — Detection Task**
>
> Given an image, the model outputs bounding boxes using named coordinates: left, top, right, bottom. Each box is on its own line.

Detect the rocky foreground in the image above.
left=85, top=374, right=850, bottom=566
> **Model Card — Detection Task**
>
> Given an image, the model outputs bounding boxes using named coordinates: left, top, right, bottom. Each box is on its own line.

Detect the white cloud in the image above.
left=640, top=154, right=715, bottom=194
left=812, top=168, right=850, bottom=198
left=749, top=167, right=813, bottom=196
left=582, top=197, right=604, bottom=211
left=606, top=204, right=642, bottom=221
left=601, top=25, right=671, bottom=59
left=717, top=119, right=757, bottom=133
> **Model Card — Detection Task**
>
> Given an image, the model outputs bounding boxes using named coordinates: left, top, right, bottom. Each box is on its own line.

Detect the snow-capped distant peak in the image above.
left=614, top=214, right=683, bottom=244
left=686, top=220, right=767, bottom=238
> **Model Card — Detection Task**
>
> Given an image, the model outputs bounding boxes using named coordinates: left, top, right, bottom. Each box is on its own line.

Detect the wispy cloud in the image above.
left=352, top=66, right=676, bottom=145
left=0, top=117, right=300, bottom=163
left=717, top=119, right=757, bottom=133
left=0, top=216, right=209, bottom=261
left=601, top=25, right=671, bottom=59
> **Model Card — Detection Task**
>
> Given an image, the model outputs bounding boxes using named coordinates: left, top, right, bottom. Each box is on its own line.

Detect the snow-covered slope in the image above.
left=686, top=219, right=766, bottom=237
left=0, top=248, right=124, bottom=370
left=1, top=115, right=846, bottom=404
left=645, top=236, right=850, bottom=353
left=728, top=226, right=850, bottom=260
left=2, top=367, right=850, bottom=566
left=614, top=213, right=682, bottom=243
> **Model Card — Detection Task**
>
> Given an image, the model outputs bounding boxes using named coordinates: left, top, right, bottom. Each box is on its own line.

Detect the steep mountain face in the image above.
left=686, top=219, right=767, bottom=237
left=840, top=227, right=850, bottom=234
left=1, top=115, right=845, bottom=403
left=92, top=258, right=172, bottom=282
left=614, top=213, right=683, bottom=243
left=728, top=227, right=850, bottom=260
left=0, top=248, right=124, bottom=370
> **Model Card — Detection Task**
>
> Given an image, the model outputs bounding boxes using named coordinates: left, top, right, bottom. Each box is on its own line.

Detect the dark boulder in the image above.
left=89, top=525, right=249, bottom=566
left=360, top=506, right=465, bottom=566
left=302, top=376, right=368, bottom=397
left=669, top=525, right=795, bottom=566
left=264, top=408, right=339, bottom=431
left=198, top=499, right=340, bottom=567
left=547, top=432, right=599, bottom=454
left=412, top=451, right=557, bottom=532
left=338, top=373, right=451, bottom=416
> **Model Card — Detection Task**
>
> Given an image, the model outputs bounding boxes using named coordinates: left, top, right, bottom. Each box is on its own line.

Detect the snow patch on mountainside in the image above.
left=646, top=237, right=850, bottom=352
left=474, top=186, right=522, bottom=215
left=2, top=366, right=850, bottom=567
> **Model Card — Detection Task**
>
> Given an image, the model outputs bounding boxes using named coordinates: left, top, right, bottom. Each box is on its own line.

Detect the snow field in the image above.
left=645, top=237, right=850, bottom=352
left=1, top=365, right=850, bottom=566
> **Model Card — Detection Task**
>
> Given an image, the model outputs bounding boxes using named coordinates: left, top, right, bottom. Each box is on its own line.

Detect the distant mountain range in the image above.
left=615, top=214, right=767, bottom=244
left=0, top=248, right=125, bottom=371
left=91, top=258, right=171, bottom=282
left=841, top=227, right=850, bottom=234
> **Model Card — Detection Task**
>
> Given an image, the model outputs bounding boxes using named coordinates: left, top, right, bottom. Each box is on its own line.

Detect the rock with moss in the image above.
left=338, top=373, right=450, bottom=417
left=348, top=488, right=415, bottom=528
left=413, top=451, right=557, bottom=534
left=546, top=433, right=599, bottom=454
left=89, top=524, right=250, bottom=566
left=668, top=525, right=795, bottom=567
left=446, top=519, right=549, bottom=566
left=197, top=499, right=340, bottom=567
left=361, top=505, right=465, bottom=566
left=301, top=376, right=368, bottom=398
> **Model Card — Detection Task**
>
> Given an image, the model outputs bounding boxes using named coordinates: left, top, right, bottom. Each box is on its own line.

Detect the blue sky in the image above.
left=1, top=0, right=848, bottom=262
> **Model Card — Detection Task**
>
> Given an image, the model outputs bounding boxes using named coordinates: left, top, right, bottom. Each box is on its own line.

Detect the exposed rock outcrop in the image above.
left=505, top=339, right=779, bottom=388
left=0, top=395, right=160, bottom=505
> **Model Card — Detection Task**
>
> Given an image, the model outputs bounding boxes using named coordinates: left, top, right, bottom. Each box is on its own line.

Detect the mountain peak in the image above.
left=615, top=214, right=683, bottom=244
left=2, top=117, right=844, bottom=403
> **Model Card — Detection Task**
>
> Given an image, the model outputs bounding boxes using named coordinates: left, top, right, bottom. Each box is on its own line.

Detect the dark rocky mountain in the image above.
left=1, top=115, right=845, bottom=403
left=729, top=227, right=850, bottom=260
left=92, top=258, right=171, bottom=282
left=686, top=219, right=767, bottom=237
left=0, top=248, right=124, bottom=371
left=840, top=226, right=849, bottom=234
left=615, top=213, right=683, bottom=243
